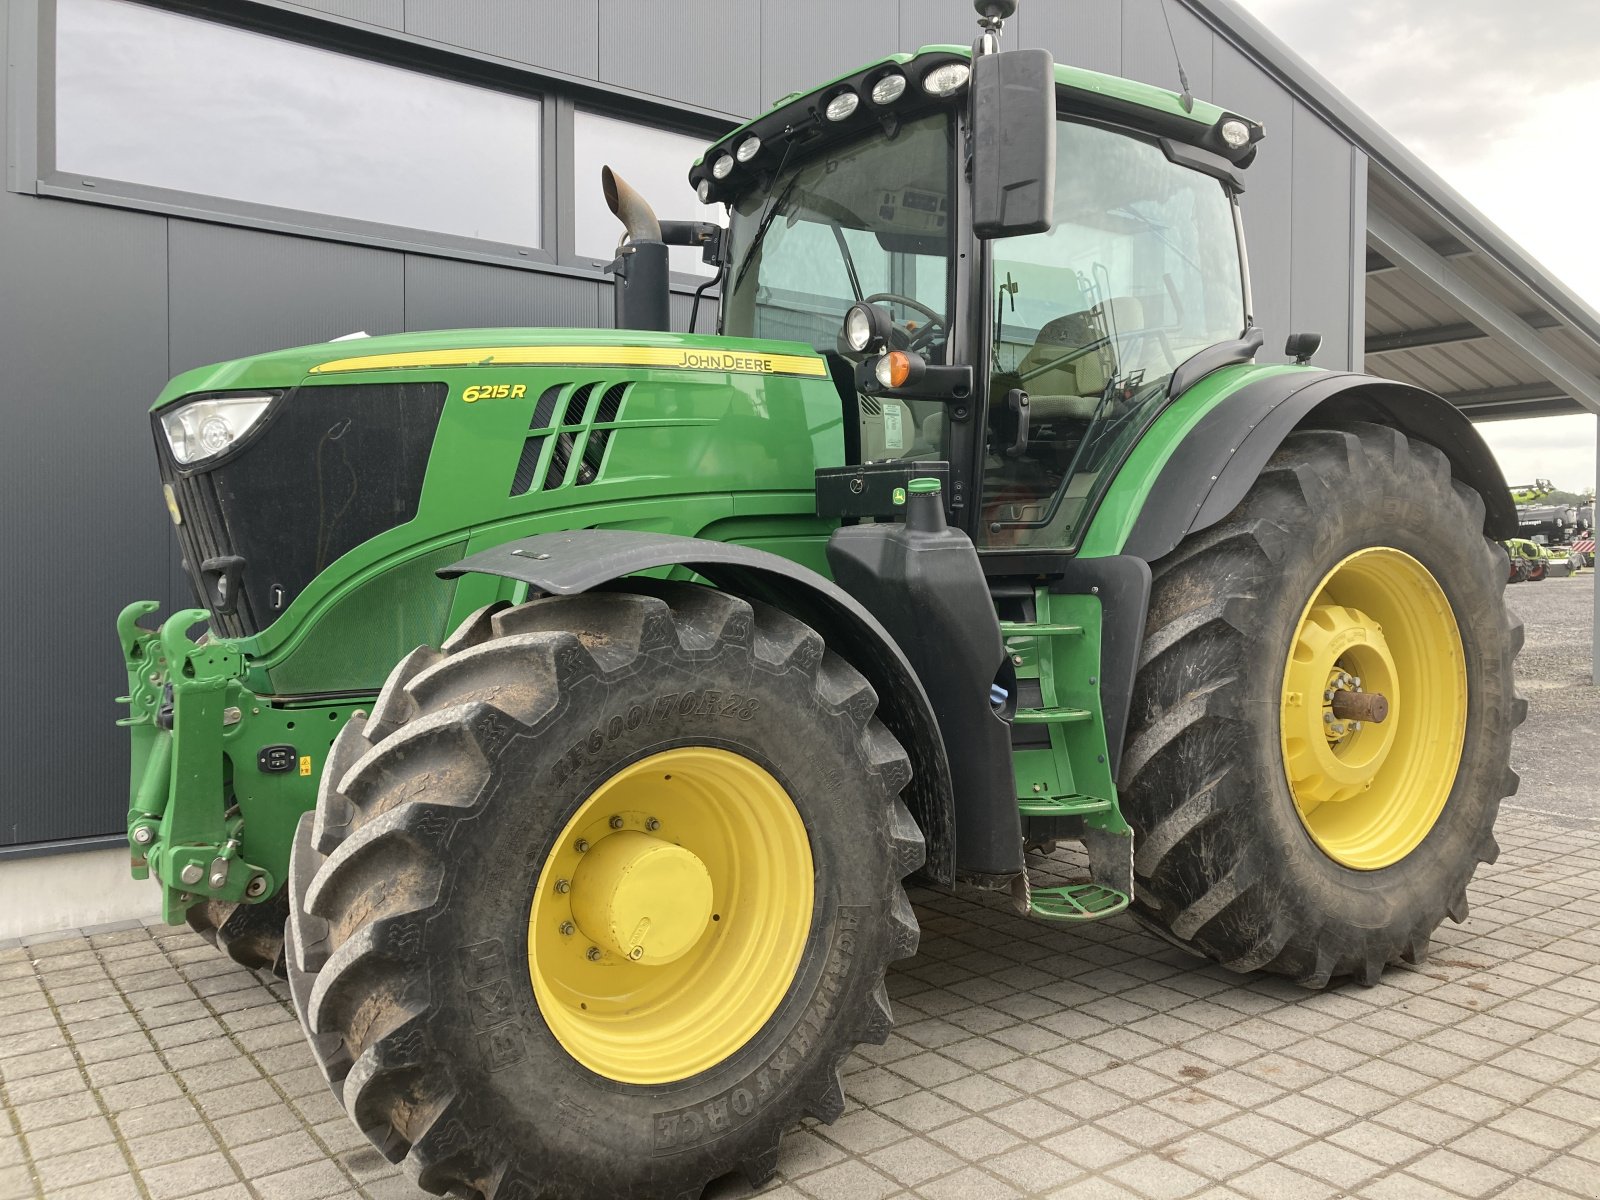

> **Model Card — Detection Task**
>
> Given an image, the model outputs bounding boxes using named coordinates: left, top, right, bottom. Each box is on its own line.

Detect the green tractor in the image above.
left=117, top=4, right=1523, bottom=1196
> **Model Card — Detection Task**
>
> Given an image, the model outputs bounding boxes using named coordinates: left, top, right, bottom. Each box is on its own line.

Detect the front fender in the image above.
left=1094, top=368, right=1516, bottom=562
left=440, top=531, right=957, bottom=885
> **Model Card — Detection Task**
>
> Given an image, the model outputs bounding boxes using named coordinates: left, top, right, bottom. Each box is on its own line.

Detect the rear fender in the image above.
left=440, top=531, right=957, bottom=884
left=1121, top=371, right=1517, bottom=561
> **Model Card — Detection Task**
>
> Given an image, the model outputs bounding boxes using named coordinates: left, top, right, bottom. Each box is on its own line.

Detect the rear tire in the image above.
left=285, top=581, right=922, bottom=1199
left=1122, top=423, right=1523, bottom=986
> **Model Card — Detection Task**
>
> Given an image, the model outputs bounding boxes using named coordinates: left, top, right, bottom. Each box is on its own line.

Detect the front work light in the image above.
left=1220, top=118, right=1251, bottom=149
left=159, top=393, right=277, bottom=465
left=843, top=302, right=892, bottom=353
left=825, top=90, right=860, bottom=122
left=870, top=72, right=907, bottom=105
left=922, top=62, right=970, bottom=97
left=735, top=135, right=761, bottom=163
left=711, top=153, right=735, bottom=179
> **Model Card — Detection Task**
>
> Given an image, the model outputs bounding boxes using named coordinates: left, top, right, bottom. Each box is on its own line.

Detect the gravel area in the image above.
left=1, top=573, right=1596, bottom=1200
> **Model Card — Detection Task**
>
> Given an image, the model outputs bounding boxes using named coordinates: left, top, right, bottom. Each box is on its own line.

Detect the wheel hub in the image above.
left=1282, top=605, right=1400, bottom=807
left=569, top=831, right=714, bottom=964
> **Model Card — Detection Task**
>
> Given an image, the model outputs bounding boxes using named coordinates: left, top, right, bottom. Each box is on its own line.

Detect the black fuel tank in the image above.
left=827, top=479, right=1023, bottom=880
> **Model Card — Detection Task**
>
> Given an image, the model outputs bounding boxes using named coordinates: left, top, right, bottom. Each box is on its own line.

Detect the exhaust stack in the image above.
left=602, top=166, right=671, bottom=333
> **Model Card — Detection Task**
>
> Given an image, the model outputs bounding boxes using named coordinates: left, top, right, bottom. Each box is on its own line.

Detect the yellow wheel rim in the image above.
left=1279, top=547, right=1468, bottom=870
left=528, top=747, right=813, bottom=1084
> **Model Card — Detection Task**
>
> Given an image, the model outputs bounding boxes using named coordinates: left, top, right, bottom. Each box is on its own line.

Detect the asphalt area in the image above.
left=2, top=574, right=1597, bottom=1200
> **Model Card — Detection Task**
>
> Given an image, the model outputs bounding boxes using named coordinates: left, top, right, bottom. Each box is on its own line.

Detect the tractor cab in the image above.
left=687, top=31, right=1263, bottom=554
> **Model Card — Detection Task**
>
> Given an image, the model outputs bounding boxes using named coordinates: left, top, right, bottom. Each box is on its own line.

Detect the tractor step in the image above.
left=1018, top=792, right=1113, bottom=817
left=1012, top=706, right=1093, bottom=725
left=1028, top=882, right=1130, bottom=922
left=998, top=621, right=1084, bottom=637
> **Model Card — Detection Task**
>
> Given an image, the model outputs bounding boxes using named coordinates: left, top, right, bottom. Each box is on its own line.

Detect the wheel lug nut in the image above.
left=586, top=947, right=601, bottom=961
left=1323, top=712, right=1335, bottom=723
left=554, top=878, right=570, bottom=894
left=559, top=921, right=574, bottom=936
left=1323, top=690, right=1334, bottom=702
left=575, top=839, right=589, bottom=853
left=645, top=817, right=660, bottom=832
left=609, top=816, right=624, bottom=830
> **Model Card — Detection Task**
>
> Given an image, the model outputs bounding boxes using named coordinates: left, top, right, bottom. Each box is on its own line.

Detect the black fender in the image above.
left=440, top=530, right=957, bottom=884
left=1124, top=371, right=1517, bottom=562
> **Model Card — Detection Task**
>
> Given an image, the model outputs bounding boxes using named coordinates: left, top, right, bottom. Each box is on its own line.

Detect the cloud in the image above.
left=1478, top=414, right=1597, bottom=493
left=1234, top=0, right=1600, bottom=165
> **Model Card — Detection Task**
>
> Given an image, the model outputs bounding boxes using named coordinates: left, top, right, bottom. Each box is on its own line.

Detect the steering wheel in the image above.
left=863, top=292, right=945, bottom=353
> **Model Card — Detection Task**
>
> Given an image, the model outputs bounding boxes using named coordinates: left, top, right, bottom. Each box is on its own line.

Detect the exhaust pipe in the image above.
left=601, top=166, right=670, bottom=333
left=602, top=166, right=663, bottom=243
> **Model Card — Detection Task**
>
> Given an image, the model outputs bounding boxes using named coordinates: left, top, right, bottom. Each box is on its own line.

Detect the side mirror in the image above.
left=970, top=48, right=1057, bottom=239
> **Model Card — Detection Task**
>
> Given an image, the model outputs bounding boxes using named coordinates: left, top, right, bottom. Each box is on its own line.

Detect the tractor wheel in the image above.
left=283, top=582, right=922, bottom=1199
left=185, top=890, right=289, bottom=975
left=1529, top=559, right=1548, bottom=582
left=1123, top=423, right=1523, bottom=987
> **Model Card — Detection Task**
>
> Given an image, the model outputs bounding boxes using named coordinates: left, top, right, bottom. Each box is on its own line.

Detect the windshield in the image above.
left=723, top=112, right=954, bottom=354
left=981, top=119, right=1247, bottom=549
left=722, top=113, right=955, bottom=464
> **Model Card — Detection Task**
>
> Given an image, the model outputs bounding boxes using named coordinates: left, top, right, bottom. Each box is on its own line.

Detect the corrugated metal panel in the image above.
left=599, top=0, right=758, bottom=116
left=1289, top=103, right=1353, bottom=369
left=1121, top=0, right=1211, bottom=98
left=899, top=0, right=981, bottom=53
left=404, top=0, right=598, bottom=77
left=283, top=0, right=403, bottom=28
left=168, top=224, right=405, bottom=375
left=404, top=256, right=602, bottom=331
left=0, top=197, right=170, bottom=845
left=762, top=0, right=898, bottom=109
left=1211, top=40, right=1291, bottom=359
left=1026, top=0, right=1122, bottom=74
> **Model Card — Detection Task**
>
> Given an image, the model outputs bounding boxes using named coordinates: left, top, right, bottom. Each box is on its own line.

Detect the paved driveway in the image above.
left=3, top=581, right=1598, bottom=1200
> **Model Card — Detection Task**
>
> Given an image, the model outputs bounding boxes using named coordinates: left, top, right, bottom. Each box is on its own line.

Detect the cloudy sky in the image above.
left=1235, top=0, right=1600, bottom=493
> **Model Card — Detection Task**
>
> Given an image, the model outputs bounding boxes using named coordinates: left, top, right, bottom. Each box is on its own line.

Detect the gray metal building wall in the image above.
left=0, top=0, right=1366, bottom=852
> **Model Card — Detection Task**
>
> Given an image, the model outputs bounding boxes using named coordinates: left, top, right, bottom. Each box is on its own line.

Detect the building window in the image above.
left=53, top=0, right=544, bottom=248
left=572, top=110, right=719, bottom=276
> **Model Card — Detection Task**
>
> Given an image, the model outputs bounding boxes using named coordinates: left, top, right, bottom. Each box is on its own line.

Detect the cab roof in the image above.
left=688, top=45, right=1263, bottom=204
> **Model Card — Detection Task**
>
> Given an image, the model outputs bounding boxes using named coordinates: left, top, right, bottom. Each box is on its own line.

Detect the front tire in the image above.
left=1122, top=423, right=1523, bottom=986
left=284, top=582, right=922, bottom=1199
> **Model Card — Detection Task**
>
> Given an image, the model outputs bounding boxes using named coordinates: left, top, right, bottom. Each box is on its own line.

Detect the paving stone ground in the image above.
left=3, top=579, right=1598, bottom=1200
left=2, top=815, right=1597, bottom=1200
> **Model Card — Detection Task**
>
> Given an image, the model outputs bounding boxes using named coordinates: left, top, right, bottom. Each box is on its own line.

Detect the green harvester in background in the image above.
left=116, top=3, right=1525, bottom=1195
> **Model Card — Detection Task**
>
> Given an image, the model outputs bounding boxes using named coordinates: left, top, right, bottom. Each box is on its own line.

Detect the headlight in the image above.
left=870, top=72, right=907, bottom=105
left=824, top=90, right=859, bottom=122
left=711, top=153, right=734, bottom=180
left=735, top=135, right=761, bottom=162
left=159, top=393, right=277, bottom=465
left=922, top=62, right=970, bottom=97
left=696, top=178, right=712, bottom=203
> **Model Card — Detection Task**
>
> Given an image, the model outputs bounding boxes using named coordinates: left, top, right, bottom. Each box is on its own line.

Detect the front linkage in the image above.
left=118, top=601, right=361, bottom=931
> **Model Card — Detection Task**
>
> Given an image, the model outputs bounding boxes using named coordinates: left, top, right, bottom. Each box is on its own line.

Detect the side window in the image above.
left=979, top=120, right=1246, bottom=549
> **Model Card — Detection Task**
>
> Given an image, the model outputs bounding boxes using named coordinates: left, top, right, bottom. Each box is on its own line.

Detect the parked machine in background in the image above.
left=115, top=4, right=1524, bottom=1195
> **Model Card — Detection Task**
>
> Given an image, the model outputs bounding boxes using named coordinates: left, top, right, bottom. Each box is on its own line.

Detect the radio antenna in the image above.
left=1159, top=0, right=1196, bottom=112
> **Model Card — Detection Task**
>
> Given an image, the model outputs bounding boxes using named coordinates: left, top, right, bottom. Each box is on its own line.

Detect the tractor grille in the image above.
left=157, top=382, right=448, bottom=638
left=508, top=381, right=631, bottom=497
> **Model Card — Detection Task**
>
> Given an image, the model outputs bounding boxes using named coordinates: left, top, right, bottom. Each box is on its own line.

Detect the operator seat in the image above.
left=1015, top=296, right=1145, bottom=420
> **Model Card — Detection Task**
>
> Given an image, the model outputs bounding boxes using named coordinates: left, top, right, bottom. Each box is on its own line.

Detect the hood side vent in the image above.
left=508, top=380, right=633, bottom=497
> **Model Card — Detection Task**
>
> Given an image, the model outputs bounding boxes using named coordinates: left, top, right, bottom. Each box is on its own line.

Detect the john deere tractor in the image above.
left=117, top=4, right=1523, bottom=1196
